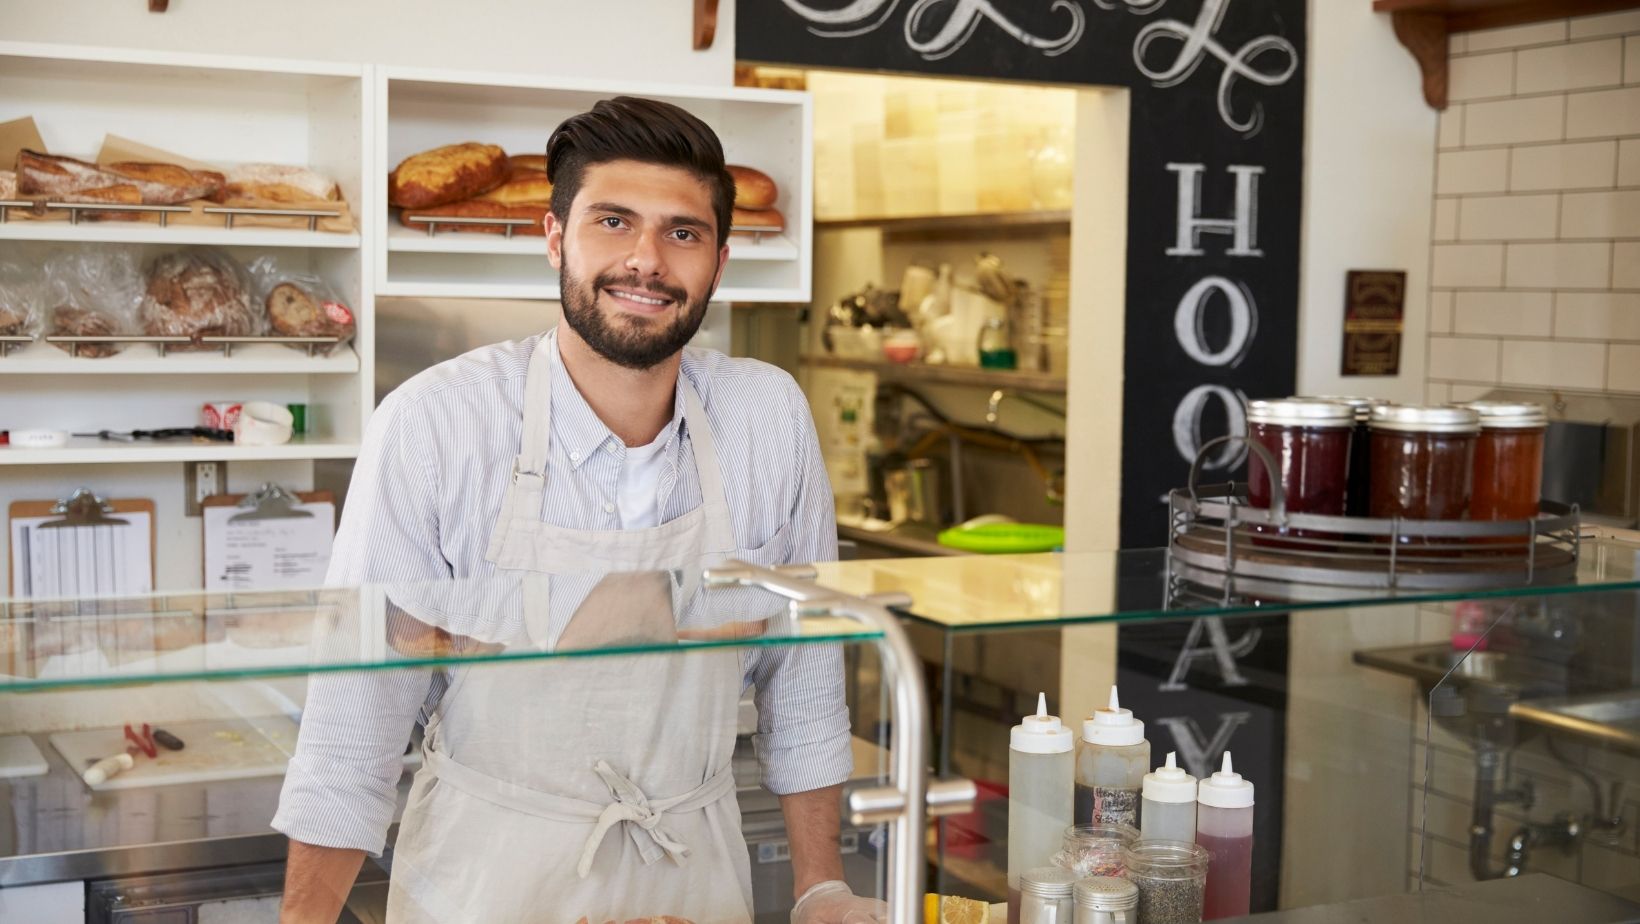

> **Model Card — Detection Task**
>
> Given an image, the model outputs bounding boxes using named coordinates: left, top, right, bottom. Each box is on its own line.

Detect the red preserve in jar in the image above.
left=1462, top=401, right=1547, bottom=521
left=1368, top=405, right=1480, bottom=526
left=1245, top=399, right=1356, bottom=523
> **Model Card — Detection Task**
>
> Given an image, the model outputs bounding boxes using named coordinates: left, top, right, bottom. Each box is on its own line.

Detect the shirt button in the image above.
left=569, top=451, right=581, bottom=462
left=603, top=502, right=615, bottom=514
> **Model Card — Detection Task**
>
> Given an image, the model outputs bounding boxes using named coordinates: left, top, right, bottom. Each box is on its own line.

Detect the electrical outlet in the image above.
left=184, top=461, right=226, bottom=516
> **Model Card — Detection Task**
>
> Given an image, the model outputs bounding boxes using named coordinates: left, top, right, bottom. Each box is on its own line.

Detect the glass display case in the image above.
left=813, top=533, right=1640, bottom=921
left=0, top=561, right=930, bottom=923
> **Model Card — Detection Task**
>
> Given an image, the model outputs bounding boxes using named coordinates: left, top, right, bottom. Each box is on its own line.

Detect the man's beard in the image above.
left=559, top=256, right=711, bottom=371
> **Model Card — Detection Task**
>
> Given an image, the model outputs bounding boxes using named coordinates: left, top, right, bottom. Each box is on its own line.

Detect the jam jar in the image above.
left=1314, top=395, right=1389, bottom=517
left=1245, top=399, right=1356, bottom=527
left=1461, top=400, right=1548, bottom=521
left=1368, top=405, right=1480, bottom=527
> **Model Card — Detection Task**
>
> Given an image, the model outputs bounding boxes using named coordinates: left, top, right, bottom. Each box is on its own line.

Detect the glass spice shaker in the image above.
left=1019, top=866, right=1080, bottom=924
left=1053, top=822, right=1140, bottom=879
left=1073, top=876, right=1139, bottom=924
left=1121, top=840, right=1210, bottom=924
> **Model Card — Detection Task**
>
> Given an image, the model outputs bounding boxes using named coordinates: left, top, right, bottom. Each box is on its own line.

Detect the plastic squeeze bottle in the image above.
left=1008, top=693, right=1075, bottom=924
left=1197, top=752, right=1255, bottom=920
left=1140, top=752, right=1198, bottom=843
left=1074, top=686, right=1149, bottom=827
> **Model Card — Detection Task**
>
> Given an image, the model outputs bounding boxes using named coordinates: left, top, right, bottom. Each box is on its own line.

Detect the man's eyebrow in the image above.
left=585, top=202, right=714, bottom=232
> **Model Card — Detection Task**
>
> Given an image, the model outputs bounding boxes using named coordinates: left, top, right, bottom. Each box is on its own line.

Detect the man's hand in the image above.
left=791, top=881, right=889, bottom=924
left=280, top=840, right=366, bottom=924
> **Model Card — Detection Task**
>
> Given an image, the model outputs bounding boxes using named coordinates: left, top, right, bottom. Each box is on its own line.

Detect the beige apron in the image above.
left=386, top=332, right=754, bottom=924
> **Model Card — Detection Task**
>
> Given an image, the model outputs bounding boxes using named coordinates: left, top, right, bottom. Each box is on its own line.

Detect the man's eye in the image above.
left=670, top=229, right=698, bottom=242
left=599, top=216, right=625, bottom=229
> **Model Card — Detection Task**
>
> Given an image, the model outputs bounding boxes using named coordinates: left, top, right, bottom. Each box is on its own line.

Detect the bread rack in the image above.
left=402, top=214, right=538, bottom=238
left=36, top=334, right=348, bottom=358
left=0, top=334, right=33, bottom=357
left=1167, top=435, right=1582, bottom=594
left=0, top=200, right=343, bottom=231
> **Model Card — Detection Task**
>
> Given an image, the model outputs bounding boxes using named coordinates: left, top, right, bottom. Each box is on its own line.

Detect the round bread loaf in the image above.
left=49, top=305, right=120, bottom=357
left=140, top=252, right=256, bottom=348
left=728, top=165, right=778, bottom=210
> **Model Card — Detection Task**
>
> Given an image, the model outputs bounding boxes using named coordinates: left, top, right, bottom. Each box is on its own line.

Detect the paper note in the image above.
left=204, top=502, right=335, bottom=592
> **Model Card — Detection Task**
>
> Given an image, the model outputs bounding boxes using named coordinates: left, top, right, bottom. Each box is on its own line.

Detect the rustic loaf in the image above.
left=140, top=251, right=257, bottom=348
left=216, top=163, right=339, bottom=203
left=266, top=281, right=355, bottom=342
left=507, top=153, right=548, bottom=174
left=388, top=142, right=509, bottom=209
left=728, top=164, right=778, bottom=210
left=49, top=305, right=120, bottom=357
left=477, top=172, right=553, bottom=205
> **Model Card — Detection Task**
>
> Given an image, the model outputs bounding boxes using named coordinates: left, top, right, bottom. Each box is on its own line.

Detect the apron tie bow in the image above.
left=575, top=760, right=694, bottom=879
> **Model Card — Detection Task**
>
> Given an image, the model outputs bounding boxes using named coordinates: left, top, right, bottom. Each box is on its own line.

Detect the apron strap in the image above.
left=421, top=729, right=734, bottom=878
left=483, top=333, right=555, bottom=562
left=677, top=377, right=736, bottom=556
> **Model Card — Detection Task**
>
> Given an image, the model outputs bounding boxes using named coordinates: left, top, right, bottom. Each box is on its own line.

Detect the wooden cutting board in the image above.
left=49, top=716, right=299, bottom=791
left=0, top=735, right=48, bottom=778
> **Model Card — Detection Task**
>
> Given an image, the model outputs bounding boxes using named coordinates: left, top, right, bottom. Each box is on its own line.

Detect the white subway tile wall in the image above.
left=1427, top=13, right=1640, bottom=397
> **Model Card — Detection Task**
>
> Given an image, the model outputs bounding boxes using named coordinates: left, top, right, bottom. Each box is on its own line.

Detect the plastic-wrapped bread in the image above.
left=139, top=250, right=258, bottom=349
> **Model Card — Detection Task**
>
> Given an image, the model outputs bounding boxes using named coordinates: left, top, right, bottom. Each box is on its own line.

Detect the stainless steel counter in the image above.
left=0, top=732, right=888, bottom=889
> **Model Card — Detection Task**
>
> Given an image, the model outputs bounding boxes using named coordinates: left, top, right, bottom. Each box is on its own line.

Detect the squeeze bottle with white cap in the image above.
left=1197, top=751, right=1255, bottom=920
left=1074, top=685, right=1149, bottom=827
left=1008, top=693, right=1075, bottom=924
left=1140, top=752, right=1198, bottom=843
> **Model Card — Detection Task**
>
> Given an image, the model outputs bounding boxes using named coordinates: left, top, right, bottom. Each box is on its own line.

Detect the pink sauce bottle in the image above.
left=1196, top=752, right=1254, bottom=920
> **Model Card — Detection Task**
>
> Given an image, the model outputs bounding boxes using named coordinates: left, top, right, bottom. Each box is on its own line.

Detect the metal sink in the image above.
left=1353, top=643, right=1569, bottom=698
left=1510, top=689, right=1640, bottom=756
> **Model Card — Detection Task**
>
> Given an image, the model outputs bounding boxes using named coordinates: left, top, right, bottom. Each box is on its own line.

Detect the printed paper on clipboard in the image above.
left=203, top=490, right=335, bottom=592
left=9, top=511, right=154, bottom=599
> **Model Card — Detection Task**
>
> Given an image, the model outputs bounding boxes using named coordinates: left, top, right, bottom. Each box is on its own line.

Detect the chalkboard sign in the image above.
left=738, top=0, right=1306, bottom=548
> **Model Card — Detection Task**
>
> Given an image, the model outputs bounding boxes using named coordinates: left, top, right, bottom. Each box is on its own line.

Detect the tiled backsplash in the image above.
left=1425, top=11, right=1640, bottom=403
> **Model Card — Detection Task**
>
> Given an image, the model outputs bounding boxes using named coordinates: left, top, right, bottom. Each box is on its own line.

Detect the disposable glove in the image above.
left=791, top=880, right=889, bottom=924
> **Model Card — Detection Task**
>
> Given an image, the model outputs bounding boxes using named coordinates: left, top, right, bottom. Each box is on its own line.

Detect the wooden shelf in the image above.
left=0, top=436, right=361, bottom=466
left=1375, top=0, right=1640, bottom=109
left=0, top=340, right=359, bottom=375
left=802, top=354, right=1067, bottom=395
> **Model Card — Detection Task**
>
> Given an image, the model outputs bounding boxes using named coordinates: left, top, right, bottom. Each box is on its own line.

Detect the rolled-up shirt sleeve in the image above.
left=744, top=380, right=850, bottom=795
left=272, top=392, right=450, bottom=855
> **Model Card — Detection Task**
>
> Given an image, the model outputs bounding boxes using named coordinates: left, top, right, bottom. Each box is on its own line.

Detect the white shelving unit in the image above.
left=0, top=438, right=363, bottom=467
left=0, top=42, right=375, bottom=464
left=375, top=67, right=812, bottom=303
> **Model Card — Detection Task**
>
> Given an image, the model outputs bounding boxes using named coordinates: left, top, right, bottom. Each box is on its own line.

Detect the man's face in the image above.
left=546, top=159, right=729, bottom=370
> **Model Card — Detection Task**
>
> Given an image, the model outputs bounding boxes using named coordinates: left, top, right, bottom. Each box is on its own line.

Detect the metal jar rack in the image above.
left=1168, top=436, right=1581, bottom=595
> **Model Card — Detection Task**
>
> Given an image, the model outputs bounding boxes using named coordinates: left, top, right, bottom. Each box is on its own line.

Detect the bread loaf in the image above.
left=388, top=143, right=509, bottom=209
left=507, top=154, right=548, bottom=174
left=49, top=305, right=120, bottom=357
left=267, top=282, right=355, bottom=341
left=0, top=170, right=15, bottom=200
left=398, top=199, right=548, bottom=236
left=477, top=172, right=553, bottom=205
left=211, top=163, right=340, bottom=204
left=0, top=306, right=25, bottom=336
left=105, top=161, right=225, bottom=200
left=140, top=252, right=256, bottom=348
left=19, top=151, right=222, bottom=205
left=731, top=205, right=784, bottom=231
left=728, top=165, right=778, bottom=210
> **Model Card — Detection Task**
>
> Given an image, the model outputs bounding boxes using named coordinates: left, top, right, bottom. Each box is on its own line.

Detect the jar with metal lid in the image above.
left=1020, top=866, right=1080, bottom=924
left=1245, top=399, right=1356, bottom=530
left=1459, top=401, right=1547, bottom=522
left=1120, top=840, right=1210, bottom=924
left=1368, top=405, right=1480, bottom=529
left=1314, top=395, right=1389, bottom=517
left=1073, top=876, right=1138, bottom=924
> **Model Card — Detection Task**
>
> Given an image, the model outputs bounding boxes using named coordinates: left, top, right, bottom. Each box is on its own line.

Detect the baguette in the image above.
left=18, top=150, right=221, bottom=205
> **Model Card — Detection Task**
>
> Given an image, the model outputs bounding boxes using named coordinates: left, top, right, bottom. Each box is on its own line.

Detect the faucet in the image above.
left=985, top=388, right=1066, bottom=427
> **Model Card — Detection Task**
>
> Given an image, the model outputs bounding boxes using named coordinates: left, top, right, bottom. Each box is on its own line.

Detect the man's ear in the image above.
left=711, top=241, right=730, bottom=293
left=545, top=212, right=564, bottom=270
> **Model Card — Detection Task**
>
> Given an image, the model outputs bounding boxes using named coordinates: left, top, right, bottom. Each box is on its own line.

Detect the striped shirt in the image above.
left=272, top=331, right=846, bottom=855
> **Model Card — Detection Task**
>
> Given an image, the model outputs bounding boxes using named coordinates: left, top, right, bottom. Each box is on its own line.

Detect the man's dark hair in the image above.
left=546, top=96, right=736, bottom=249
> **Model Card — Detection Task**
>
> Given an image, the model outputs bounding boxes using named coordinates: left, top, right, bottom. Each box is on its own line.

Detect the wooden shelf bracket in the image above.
left=1391, top=10, right=1449, bottom=110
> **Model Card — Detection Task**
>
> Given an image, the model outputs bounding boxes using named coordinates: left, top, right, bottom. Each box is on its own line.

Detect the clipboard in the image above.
left=202, top=484, right=336, bottom=590
left=8, top=489, right=157, bottom=597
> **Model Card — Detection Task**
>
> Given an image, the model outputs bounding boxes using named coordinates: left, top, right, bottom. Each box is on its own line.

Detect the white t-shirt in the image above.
left=616, top=430, right=670, bottom=529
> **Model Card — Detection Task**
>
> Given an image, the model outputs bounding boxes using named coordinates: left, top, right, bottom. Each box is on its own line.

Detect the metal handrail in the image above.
left=704, top=559, right=960, bottom=924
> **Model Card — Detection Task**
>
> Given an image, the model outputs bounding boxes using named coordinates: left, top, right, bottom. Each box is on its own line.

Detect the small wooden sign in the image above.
left=1341, top=270, right=1406, bottom=377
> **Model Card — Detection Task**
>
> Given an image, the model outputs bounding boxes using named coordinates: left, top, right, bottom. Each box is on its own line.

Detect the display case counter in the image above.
left=0, top=562, right=921, bottom=922
left=812, top=536, right=1640, bottom=918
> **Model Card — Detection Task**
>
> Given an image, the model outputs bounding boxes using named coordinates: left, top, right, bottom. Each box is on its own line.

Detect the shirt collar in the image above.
left=545, top=329, right=688, bottom=470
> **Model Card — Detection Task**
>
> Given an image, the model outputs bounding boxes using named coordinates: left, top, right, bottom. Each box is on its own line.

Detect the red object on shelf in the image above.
left=124, top=723, right=157, bottom=759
